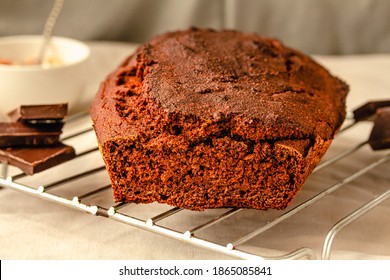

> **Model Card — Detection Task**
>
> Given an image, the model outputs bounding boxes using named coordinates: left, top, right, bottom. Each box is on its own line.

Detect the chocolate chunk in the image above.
left=368, top=107, right=390, bottom=150
left=353, top=100, right=390, bottom=122
left=7, top=103, right=68, bottom=122
left=0, top=143, right=76, bottom=175
left=0, top=122, right=63, bottom=147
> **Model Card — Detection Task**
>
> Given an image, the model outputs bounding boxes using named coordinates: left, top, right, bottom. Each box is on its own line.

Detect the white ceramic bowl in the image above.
left=0, top=35, right=90, bottom=121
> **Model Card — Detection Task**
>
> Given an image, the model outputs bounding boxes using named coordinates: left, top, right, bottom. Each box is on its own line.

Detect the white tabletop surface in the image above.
left=1, top=41, right=390, bottom=260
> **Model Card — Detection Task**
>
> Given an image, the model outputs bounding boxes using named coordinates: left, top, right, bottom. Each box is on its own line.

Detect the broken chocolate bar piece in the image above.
left=353, top=100, right=390, bottom=121
left=0, top=122, right=63, bottom=147
left=7, top=103, right=68, bottom=122
left=0, top=143, right=76, bottom=175
left=369, top=107, right=390, bottom=150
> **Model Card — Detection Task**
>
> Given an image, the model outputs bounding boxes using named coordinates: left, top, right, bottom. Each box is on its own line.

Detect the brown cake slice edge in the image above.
left=100, top=133, right=332, bottom=210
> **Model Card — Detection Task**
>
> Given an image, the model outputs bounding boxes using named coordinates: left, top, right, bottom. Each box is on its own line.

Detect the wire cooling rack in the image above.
left=1, top=110, right=389, bottom=260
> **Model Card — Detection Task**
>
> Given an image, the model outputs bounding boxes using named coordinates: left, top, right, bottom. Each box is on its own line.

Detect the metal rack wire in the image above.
left=1, top=111, right=389, bottom=260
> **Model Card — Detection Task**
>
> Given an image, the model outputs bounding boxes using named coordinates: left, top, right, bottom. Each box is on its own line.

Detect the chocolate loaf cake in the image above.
left=91, top=28, right=348, bottom=210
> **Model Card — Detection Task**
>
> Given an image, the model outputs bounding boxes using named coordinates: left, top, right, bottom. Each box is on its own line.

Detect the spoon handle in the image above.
left=37, top=0, right=65, bottom=65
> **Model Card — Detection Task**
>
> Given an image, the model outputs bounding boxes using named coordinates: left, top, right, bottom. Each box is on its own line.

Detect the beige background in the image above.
left=1, top=0, right=390, bottom=54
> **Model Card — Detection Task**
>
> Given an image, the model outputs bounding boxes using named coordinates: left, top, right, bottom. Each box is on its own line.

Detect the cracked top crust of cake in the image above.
left=92, top=28, right=348, bottom=146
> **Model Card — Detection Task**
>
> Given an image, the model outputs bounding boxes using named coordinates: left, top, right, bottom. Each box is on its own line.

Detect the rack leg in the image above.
left=1, top=163, right=8, bottom=180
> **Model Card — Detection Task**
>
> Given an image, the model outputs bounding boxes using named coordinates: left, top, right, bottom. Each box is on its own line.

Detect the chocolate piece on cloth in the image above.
left=368, top=107, right=390, bottom=150
left=7, top=103, right=68, bottom=122
left=353, top=100, right=390, bottom=122
left=0, top=143, right=76, bottom=175
left=0, top=122, right=63, bottom=147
